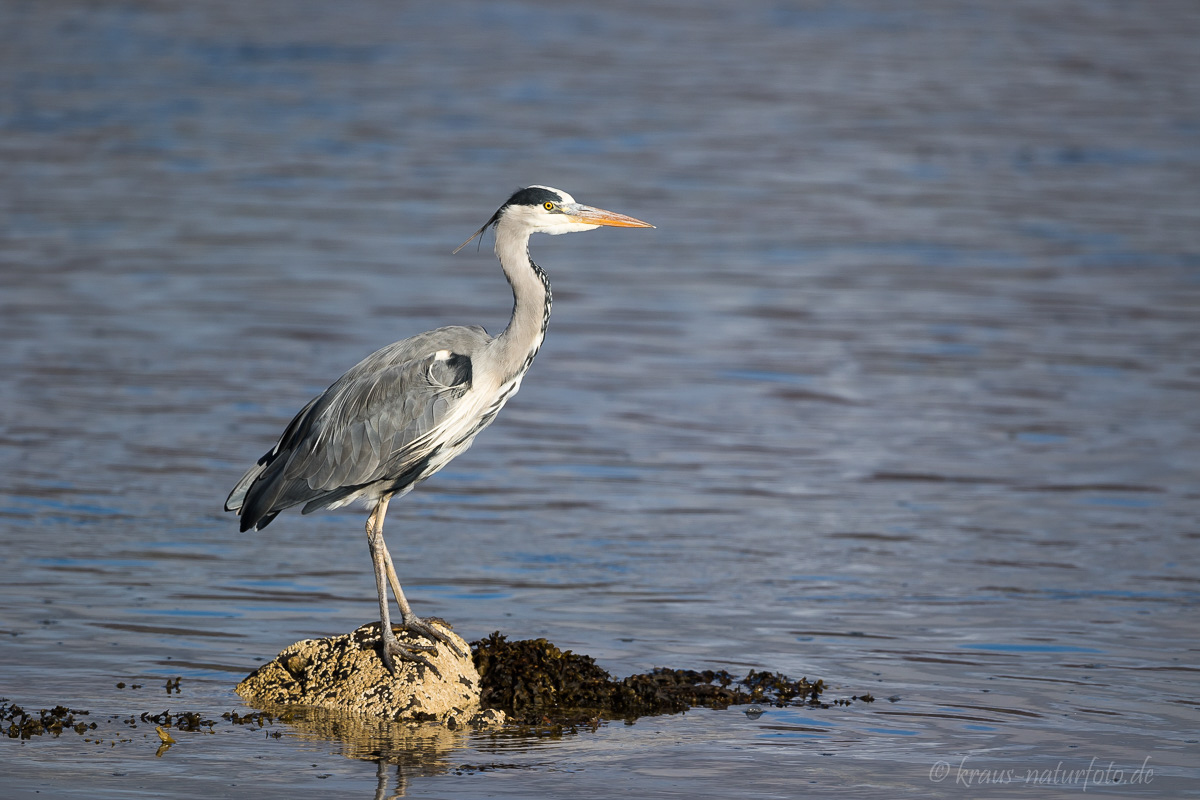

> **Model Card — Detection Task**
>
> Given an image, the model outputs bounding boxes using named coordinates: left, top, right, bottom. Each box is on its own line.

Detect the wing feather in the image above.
left=229, top=325, right=491, bottom=530
left=297, top=346, right=476, bottom=491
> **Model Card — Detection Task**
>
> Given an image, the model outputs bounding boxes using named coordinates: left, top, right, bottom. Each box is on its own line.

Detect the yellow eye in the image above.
left=543, top=201, right=555, bottom=211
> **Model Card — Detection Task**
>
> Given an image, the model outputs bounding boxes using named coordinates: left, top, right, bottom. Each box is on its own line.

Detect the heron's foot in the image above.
left=377, top=623, right=441, bottom=677
left=400, top=613, right=467, bottom=660
left=375, top=615, right=465, bottom=677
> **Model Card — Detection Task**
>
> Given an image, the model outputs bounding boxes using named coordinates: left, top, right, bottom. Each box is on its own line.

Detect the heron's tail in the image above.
left=224, top=464, right=261, bottom=515
left=225, top=453, right=288, bottom=532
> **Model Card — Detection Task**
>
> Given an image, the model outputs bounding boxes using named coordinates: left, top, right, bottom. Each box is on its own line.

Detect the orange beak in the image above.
left=564, top=204, right=655, bottom=228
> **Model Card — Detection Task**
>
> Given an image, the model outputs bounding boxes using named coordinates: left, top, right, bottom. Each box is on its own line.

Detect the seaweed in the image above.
left=471, top=633, right=838, bottom=729
left=2, top=701, right=96, bottom=739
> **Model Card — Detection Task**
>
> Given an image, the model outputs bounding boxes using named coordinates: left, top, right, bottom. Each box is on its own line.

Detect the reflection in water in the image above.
left=282, top=708, right=470, bottom=798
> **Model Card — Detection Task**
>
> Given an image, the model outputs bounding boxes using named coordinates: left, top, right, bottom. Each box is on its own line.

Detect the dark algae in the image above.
left=471, top=632, right=851, bottom=729
left=2, top=701, right=96, bottom=739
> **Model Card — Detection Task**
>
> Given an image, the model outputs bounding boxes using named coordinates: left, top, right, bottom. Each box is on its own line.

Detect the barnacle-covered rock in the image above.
left=236, top=621, right=484, bottom=725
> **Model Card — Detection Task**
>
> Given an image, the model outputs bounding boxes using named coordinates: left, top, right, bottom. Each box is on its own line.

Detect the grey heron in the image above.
left=225, top=186, right=653, bottom=674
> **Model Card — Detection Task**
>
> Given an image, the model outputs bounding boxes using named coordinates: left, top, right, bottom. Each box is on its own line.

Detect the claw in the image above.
left=403, top=615, right=467, bottom=659
left=375, top=616, right=463, bottom=677
left=379, top=635, right=441, bottom=678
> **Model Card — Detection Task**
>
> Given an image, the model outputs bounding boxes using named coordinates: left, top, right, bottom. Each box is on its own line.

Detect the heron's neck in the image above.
left=493, top=224, right=552, bottom=383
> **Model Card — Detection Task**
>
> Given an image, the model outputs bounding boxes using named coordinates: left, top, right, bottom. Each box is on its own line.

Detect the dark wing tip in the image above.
left=240, top=510, right=277, bottom=532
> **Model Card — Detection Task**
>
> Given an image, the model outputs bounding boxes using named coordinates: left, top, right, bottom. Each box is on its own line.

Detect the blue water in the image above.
left=1, top=1, right=1198, bottom=798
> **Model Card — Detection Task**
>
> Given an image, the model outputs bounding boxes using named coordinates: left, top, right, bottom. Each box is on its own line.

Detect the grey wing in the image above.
left=227, top=326, right=490, bottom=530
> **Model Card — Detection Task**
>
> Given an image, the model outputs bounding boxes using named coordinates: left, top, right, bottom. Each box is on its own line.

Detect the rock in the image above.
left=236, top=621, right=485, bottom=725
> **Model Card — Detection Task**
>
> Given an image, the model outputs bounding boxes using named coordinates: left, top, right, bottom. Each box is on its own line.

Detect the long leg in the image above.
left=367, top=496, right=435, bottom=673
left=378, top=533, right=466, bottom=658
left=366, top=496, right=463, bottom=675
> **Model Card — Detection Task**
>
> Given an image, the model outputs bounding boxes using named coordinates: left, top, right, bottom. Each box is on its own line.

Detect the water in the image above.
left=2, top=1, right=1198, bottom=797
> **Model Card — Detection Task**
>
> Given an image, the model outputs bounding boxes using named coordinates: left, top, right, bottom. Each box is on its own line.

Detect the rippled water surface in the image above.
left=2, top=1, right=1198, bottom=797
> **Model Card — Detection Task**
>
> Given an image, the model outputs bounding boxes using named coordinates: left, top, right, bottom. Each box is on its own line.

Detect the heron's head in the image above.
left=454, top=185, right=653, bottom=253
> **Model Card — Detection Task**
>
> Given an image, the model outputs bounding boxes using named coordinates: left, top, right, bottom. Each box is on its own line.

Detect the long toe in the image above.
left=378, top=624, right=442, bottom=677
left=402, top=615, right=466, bottom=658
left=385, top=640, right=442, bottom=678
